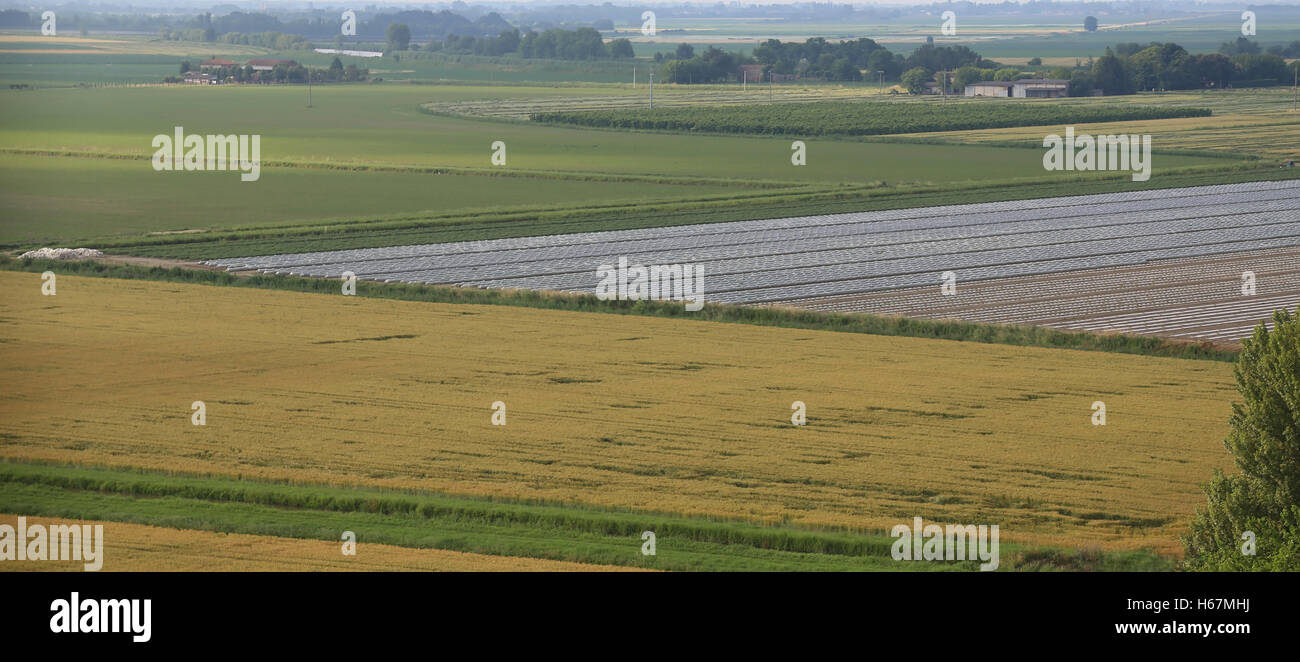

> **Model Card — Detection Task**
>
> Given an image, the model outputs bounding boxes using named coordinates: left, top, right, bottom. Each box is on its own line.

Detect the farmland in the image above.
left=2, top=9, right=1297, bottom=577
left=206, top=180, right=1300, bottom=344
left=0, top=152, right=748, bottom=245
left=0, top=272, right=1243, bottom=561
left=0, top=83, right=1254, bottom=255
left=0, top=514, right=637, bottom=572
left=529, top=101, right=1215, bottom=136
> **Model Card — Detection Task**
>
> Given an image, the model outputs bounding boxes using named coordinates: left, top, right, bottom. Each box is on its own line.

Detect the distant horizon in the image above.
left=7, top=0, right=1300, bottom=8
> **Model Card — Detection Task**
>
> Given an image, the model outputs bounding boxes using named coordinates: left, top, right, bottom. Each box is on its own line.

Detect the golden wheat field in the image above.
left=0, top=514, right=639, bottom=571
left=0, top=272, right=1241, bottom=553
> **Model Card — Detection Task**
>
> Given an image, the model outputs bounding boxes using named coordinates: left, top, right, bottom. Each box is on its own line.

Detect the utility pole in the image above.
left=649, top=70, right=654, bottom=108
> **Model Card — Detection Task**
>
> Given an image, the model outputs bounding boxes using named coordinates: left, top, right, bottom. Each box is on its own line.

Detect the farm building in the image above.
left=965, top=81, right=1014, bottom=97
left=1011, top=79, right=1069, bottom=98
left=964, top=79, right=1070, bottom=98
left=738, top=64, right=765, bottom=82
left=199, top=58, right=237, bottom=69
left=183, top=71, right=222, bottom=84
left=246, top=59, right=297, bottom=72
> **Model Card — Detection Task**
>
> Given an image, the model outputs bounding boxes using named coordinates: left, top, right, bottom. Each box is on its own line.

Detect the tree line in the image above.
left=173, top=56, right=368, bottom=84
left=897, top=39, right=1300, bottom=96
left=418, top=27, right=634, bottom=60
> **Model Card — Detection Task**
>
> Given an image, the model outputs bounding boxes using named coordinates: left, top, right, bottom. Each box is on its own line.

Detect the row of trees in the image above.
left=753, top=37, right=902, bottom=81
left=157, top=27, right=311, bottom=52
left=746, top=39, right=996, bottom=83
left=1217, top=37, right=1300, bottom=58
left=419, top=27, right=635, bottom=60
left=1092, top=42, right=1296, bottom=94
left=652, top=40, right=997, bottom=86
left=176, top=57, right=367, bottom=84
left=897, top=40, right=1298, bottom=96
left=659, top=47, right=748, bottom=84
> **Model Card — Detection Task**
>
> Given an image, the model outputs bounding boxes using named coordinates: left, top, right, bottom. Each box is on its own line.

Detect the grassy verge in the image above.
left=0, top=147, right=802, bottom=189
left=0, top=256, right=1240, bottom=361
left=0, top=460, right=1172, bottom=571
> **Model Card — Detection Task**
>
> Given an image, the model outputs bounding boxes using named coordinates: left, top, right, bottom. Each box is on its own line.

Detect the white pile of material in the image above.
left=18, top=247, right=105, bottom=260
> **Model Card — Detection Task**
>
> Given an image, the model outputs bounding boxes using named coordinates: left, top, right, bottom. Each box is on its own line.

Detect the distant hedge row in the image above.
left=531, top=102, right=1213, bottom=136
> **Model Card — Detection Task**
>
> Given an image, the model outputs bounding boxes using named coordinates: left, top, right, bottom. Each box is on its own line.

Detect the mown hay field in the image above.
left=0, top=514, right=637, bottom=571
left=0, top=273, right=1240, bottom=554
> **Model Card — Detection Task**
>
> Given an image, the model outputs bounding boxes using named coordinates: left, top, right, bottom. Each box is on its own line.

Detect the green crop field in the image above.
left=0, top=84, right=1087, bottom=183
left=0, top=152, right=749, bottom=245
left=6, top=82, right=1245, bottom=251
left=531, top=101, right=1215, bottom=136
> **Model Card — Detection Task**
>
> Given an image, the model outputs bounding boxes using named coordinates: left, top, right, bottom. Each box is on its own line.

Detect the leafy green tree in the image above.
left=1091, top=48, right=1131, bottom=95
left=609, top=38, right=634, bottom=58
left=900, top=67, right=930, bottom=94
left=992, top=67, right=1021, bottom=81
left=1232, top=53, right=1290, bottom=84
left=1193, top=53, right=1235, bottom=88
left=386, top=22, right=411, bottom=51
left=1219, top=37, right=1261, bottom=56
left=831, top=58, right=862, bottom=81
left=952, top=65, right=984, bottom=90
left=1067, top=71, right=1096, bottom=96
left=1084, top=16, right=1098, bottom=32
left=1184, top=305, right=1300, bottom=571
left=675, top=43, right=694, bottom=60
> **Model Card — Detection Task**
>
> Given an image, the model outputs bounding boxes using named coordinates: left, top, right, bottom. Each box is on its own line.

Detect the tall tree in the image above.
left=1184, top=305, right=1300, bottom=570
left=386, top=22, right=411, bottom=51
left=900, top=67, right=930, bottom=95
left=1091, top=48, right=1130, bottom=95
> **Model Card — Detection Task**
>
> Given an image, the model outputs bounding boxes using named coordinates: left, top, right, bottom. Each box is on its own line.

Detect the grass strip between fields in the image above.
left=0, top=147, right=805, bottom=189
left=0, top=461, right=1172, bottom=571
left=0, top=256, right=1243, bottom=362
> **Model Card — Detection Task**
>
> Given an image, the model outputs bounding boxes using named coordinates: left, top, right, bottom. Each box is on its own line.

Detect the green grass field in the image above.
left=0, top=84, right=1099, bottom=182
left=0, top=152, right=747, bottom=244
left=0, top=460, right=1170, bottom=571
left=3, top=82, right=1245, bottom=250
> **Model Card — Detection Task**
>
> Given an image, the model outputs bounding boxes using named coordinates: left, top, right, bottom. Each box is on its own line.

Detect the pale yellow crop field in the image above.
left=901, top=89, right=1300, bottom=160
left=0, top=514, right=640, bottom=571
left=0, top=34, right=269, bottom=57
left=906, top=113, right=1300, bottom=160
left=0, top=273, right=1239, bottom=553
